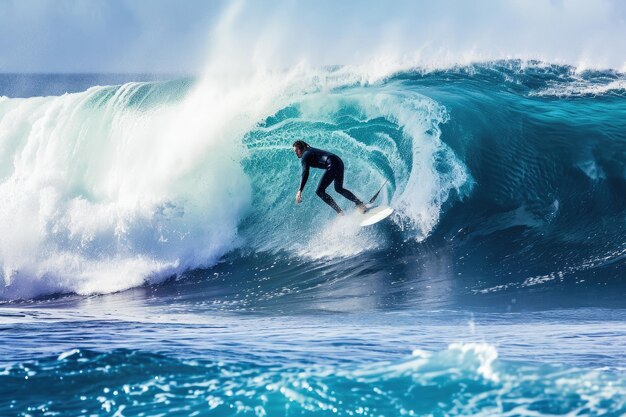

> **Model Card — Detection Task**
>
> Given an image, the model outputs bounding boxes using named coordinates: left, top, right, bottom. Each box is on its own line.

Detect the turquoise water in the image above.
left=1, top=63, right=625, bottom=415
left=2, top=301, right=625, bottom=416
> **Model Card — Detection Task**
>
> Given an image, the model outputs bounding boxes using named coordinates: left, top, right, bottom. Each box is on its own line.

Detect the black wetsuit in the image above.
left=298, top=147, right=363, bottom=213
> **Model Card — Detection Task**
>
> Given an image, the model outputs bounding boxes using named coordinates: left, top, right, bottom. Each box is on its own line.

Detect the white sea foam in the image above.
left=531, top=79, right=626, bottom=97
left=353, top=342, right=500, bottom=383
left=0, top=84, right=246, bottom=298
left=297, top=213, right=380, bottom=260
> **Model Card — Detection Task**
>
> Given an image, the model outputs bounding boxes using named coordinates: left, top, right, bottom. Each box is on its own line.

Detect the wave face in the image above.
left=1, top=61, right=626, bottom=300
left=3, top=343, right=624, bottom=416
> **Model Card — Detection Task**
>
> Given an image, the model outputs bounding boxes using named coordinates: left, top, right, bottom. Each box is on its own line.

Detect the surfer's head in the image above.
left=292, top=140, right=309, bottom=158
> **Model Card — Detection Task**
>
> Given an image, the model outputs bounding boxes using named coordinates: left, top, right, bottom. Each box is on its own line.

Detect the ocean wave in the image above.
left=1, top=61, right=625, bottom=300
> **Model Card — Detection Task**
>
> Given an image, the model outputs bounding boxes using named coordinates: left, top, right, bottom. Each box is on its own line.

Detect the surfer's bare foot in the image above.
left=357, top=204, right=367, bottom=214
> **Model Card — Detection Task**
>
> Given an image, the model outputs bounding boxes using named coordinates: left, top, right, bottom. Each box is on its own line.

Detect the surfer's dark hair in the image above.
left=292, top=140, right=309, bottom=151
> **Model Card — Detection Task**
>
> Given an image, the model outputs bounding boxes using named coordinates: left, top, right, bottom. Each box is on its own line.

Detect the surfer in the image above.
left=293, top=140, right=367, bottom=215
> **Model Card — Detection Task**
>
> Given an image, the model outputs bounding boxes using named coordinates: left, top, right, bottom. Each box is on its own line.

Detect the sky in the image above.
left=0, top=0, right=625, bottom=73
left=0, top=0, right=225, bottom=73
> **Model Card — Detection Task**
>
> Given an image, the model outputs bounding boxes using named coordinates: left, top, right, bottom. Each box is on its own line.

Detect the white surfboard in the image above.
left=360, top=205, right=394, bottom=227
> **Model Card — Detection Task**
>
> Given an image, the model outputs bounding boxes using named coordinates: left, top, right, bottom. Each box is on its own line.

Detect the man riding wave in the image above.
left=293, top=140, right=367, bottom=215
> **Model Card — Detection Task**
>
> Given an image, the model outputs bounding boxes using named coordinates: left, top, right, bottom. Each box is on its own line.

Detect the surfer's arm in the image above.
left=299, top=159, right=310, bottom=192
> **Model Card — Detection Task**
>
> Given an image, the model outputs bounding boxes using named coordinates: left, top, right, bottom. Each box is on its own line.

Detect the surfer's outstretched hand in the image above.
left=295, top=191, right=302, bottom=204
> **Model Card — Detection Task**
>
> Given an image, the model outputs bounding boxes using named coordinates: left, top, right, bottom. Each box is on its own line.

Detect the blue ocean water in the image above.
left=1, top=62, right=625, bottom=416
